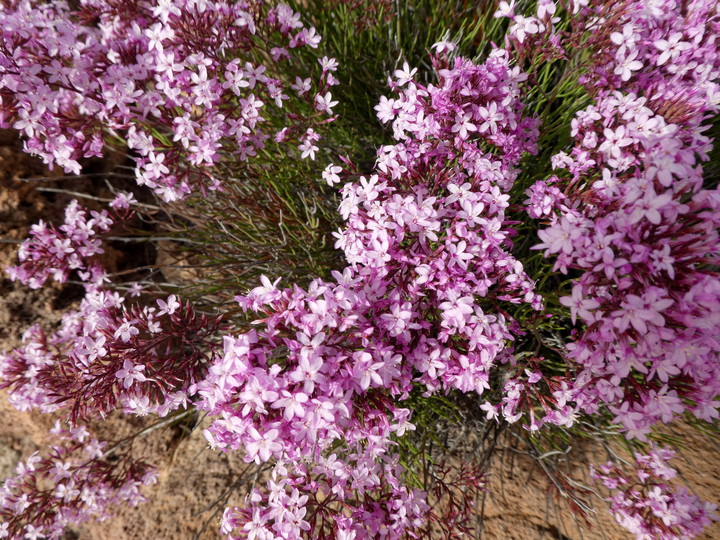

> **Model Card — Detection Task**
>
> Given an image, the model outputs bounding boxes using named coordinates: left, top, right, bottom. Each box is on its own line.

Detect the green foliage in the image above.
left=160, top=150, right=342, bottom=310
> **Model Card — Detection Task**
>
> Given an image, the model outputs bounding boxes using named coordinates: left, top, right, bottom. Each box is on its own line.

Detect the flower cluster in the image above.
left=0, top=422, right=155, bottom=539
left=591, top=446, right=718, bottom=540
left=6, top=200, right=113, bottom=289
left=0, top=290, right=221, bottom=422
left=524, top=178, right=565, bottom=219
left=0, top=0, right=336, bottom=201
left=531, top=0, right=720, bottom=439
left=190, top=50, right=562, bottom=537
left=494, top=0, right=567, bottom=55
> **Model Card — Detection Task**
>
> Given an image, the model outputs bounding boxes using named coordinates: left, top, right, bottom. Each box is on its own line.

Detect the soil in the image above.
left=0, top=134, right=718, bottom=539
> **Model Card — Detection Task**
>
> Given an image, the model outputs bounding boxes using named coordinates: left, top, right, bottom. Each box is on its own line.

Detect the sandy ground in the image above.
left=0, top=134, right=718, bottom=539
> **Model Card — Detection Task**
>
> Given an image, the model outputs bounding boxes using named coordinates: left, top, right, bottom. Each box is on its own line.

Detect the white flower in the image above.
left=322, top=164, right=342, bottom=186
left=393, top=61, right=417, bottom=86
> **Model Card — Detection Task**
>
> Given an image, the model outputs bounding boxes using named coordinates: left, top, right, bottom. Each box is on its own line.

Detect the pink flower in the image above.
left=535, top=216, right=584, bottom=255
left=246, top=427, right=282, bottom=463
left=494, top=1, right=515, bottom=18
left=509, top=16, right=544, bottom=43
left=318, top=56, right=338, bottom=72
left=614, top=48, right=643, bottom=81
left=156, top=294, right=180, bottom=315
left=613, top=289, right=673, bottom=335
left=113, top=321, right=139, bottom=343
left=115, top=359, right=147, bottom=389
left=272, top=390, right=309, bottom=421
left=289, top=356, right=325, bottom=394
left=393, top=62, right=417, bottom=86
left=598, top=125, right=633, bottom=158
left=654, top=33, right=691, bottom=66
left=559, top=285, right=600, bottom=325
left=314, top=91, right=338, bottom=115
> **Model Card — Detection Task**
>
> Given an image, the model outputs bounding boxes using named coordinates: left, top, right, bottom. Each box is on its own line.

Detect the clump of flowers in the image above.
left=524, top=178, right=565, bottom=219
left=188, top=48, right=597, bottom=536
left=591, top=446, right=718, bottom=540
left=526, top=0, right=720, bottom=439
left=6, top=200, right=114, bottom=289
left=0, top=0, right=336, bottom=201
left=0, top=290, right=222, bottom=422
left=0, top=422, right=155, bottom=539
